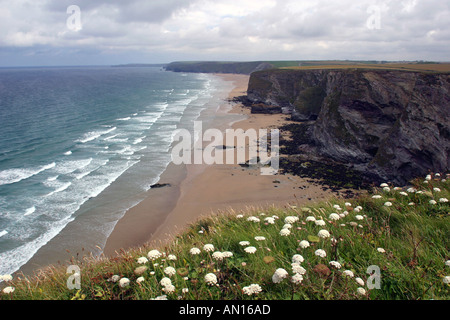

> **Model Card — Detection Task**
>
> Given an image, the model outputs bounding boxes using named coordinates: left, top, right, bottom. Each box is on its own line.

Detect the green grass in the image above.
left=1, top=174, right=449, bottom=300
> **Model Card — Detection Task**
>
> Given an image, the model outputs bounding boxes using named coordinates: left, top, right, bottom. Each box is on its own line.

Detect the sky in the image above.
left=0, top=0, right=449, bottom=67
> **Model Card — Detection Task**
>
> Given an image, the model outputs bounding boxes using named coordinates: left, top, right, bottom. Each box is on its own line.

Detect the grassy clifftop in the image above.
left=1, top=174, right=449, bottom=300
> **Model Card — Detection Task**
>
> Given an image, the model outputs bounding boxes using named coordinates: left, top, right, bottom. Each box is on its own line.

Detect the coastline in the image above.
left=103, top=73, right=337, bottom=256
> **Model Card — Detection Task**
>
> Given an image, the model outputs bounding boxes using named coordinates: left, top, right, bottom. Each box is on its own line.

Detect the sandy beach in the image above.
left=103, top=73, right=336, bottom=256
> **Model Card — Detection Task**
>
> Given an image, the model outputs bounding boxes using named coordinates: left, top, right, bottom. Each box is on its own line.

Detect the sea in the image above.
left=0, top=66, right=238, bottom=276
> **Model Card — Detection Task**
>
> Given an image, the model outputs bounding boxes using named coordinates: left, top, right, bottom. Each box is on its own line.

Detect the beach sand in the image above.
left=103, top=74, right=336, bottom=255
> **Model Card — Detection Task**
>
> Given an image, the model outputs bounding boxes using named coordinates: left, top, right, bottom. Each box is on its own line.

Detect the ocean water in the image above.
left=0, top=66, right=234, bottom=275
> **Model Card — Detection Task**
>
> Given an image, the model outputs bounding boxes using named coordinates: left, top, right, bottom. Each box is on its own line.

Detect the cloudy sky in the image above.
left=0, top=0, right=449, bottom=66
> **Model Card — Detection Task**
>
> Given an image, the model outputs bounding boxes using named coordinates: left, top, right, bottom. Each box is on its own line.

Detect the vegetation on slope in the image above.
left=1, top=174, right=449, bottom=300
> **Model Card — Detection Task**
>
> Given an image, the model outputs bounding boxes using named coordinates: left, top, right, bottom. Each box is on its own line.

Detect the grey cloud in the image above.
left=44, top=0, right=197, bottom=24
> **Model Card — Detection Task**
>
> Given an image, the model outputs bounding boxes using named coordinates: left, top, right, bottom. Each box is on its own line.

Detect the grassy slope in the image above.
left=1, top=174, right=449, bottom=300
left=282, top=63, right=450, bottom=73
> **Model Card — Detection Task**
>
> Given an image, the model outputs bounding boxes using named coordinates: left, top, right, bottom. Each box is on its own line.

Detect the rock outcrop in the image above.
left=247, top=68, right=450, bottom=185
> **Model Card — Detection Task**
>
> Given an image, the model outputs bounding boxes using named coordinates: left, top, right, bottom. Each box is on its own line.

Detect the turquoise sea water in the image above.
left=0, top=66, right=233, bottom=275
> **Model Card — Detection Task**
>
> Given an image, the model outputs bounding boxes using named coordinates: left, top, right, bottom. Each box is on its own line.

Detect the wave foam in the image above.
left=76, top=127, right=117, bottom=144
left=0, top=162, right=56, bottom=186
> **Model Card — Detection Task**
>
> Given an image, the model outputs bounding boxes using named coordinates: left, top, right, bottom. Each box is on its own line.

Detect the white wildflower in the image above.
left=205, top=273, right=218, bottom=286
left=203, top=244, right=215, bottom=252
left=283, top=223, right=292, bottom=229
left=264, top=217, right=275, bottom=224
left=239, top=241, right=250, bottom=246
left=291, top=273, right=304, bottom=284
left=445, top=260, right=450, bottom=267
left=444, top=276, right=450, bottom=284
left=318, top=229, right=331, bottom=239
left=182, top=288, right=189, bottom=294
left=152, top=295, right=168, bottom=300
left=399, top=192, right=408, bottom=196
left=433, top=188, right=441, bottom=192
left=136, top=277, right=145, bottom=284
left=236, top=214, right=244, bottom=218
left=306, top=216, right=316, bottom=222
left=0, top=274, right=13, bottom=282
left=408, top=202, right=415, bottom=206
left=343, top=270, right=354, bottom=278
left=247, top=216, right=260, bottom=223
left=160, top=277, right=172, bottom=287
left=189, top=247, right=201, bottom=255
left=292, top=254, right=304, bottom=264
left=372, top=195, right=382, bottom=199
left=380, top=183, right=389, bottom=187
left=212, top=251, right=224, bottom=261
left=333, top=204, right=342, bottom=210
left=280, top=228, right=291, bottom=236
left=168, top=254, right=177, bottom=261
left=244, top=246, right=257, bottom=254
left=439, top=198, right=448, bottom=203
left=355, top=277, right=365, bottom=286
left=407, top=187, right=416, bottom=193
left=2, top=287, right=14, bottom=294
left=147, top=249, right=162, bottom=260
left=110, top=275, right=120, bottom=283
left=242, top=284, right=263, bottom=296
left=119, top=277, right=130, bottom=288
left=315, top=219, right=326, bottom=226
left=355, top=215, right=364, bottom=221
left=377, top=247, right=386, bottom=253
left=345, top=202, right=352, bottom=207
left=384, top=202, right=393, bottom=207
left=429, top=200, right=437, bottom=205
left=353, top=207, right=361, bottom=213
left=357, top=287, right=366, bottom=295
left=164, top=267, right=176, bottom=277
left=222, top=251, right=233, bottom=258
left=314, top=249, right=327, bottom=258
left=329, top=261, right=342, bottom=269
left=137, top=257, right=148, bottom=264
left=299, top=240, right=310, bottom=249
left=329, top=213, right=340, bottom=221
left=425, top=174, right=432, bottom=181
left=162, top=284, right=176, bottom=294
left=272, top=268, right=289, bottom=283
left=349, top=221, right=358, bottom=227
left=255, top=236, right=266, bottom=241
left=292, top=263, right=307, bottom=275
left=284, top=216, right=299, bottom=224
left=383, top=187, right=390, bottom=192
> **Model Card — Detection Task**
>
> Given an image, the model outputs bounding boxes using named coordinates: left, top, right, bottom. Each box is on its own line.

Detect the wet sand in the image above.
left=103, top=74, right=336, bottom=255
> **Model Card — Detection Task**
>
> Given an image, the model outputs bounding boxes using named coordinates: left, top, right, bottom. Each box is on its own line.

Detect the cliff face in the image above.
left=247, top=69, right=450, bottom=185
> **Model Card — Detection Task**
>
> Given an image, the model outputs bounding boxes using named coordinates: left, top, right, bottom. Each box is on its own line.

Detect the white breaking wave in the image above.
left=0, top=230, right=8, bottom=238
left=0, top=162, right=56, bottom=186
left=44, top=182, right=72, bottom=197
left=76, top=127, right=117, bottom=144
left=24, top=206, right=36, bottom=216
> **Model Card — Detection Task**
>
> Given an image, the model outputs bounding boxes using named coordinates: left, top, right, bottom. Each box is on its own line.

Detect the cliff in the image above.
left=247, top=68, right=450, bottom=185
